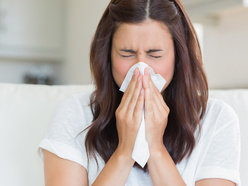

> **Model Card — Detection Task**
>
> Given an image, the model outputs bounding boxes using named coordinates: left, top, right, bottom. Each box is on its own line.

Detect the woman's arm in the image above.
left=196, top=179, right=236, bottom=186
left=43, top=149, right=88, bottom=186
left=43, top=69, right=143, bottom=186
left=148, top=146, right=186, bottom=186
left=91, top=147, right=135, bottom=186
left=93, top=68, right=144, bottom=186
left=148, top=146, right=236, bottom=186
left=143, top=69, right=186, bottom=186
left=143, top=69, right=237, bottom=186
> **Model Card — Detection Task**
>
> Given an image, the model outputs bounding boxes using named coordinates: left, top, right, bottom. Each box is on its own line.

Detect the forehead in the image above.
left=112, top=20, right=173, bottom=48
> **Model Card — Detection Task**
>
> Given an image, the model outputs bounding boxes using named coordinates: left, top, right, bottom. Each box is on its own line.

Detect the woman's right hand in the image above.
left=115, top=68, right=144, bottom=157
left=92, top=71, right=144, bottom=185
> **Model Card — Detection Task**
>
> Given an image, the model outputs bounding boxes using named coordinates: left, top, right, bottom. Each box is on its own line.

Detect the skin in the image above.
left=43, top=20, right=236, bottom=186
left=111, top=20, right=175, bottom=91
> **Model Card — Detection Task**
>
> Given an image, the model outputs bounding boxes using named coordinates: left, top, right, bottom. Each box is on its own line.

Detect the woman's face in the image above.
left=111, top=20, right=175, bottom=91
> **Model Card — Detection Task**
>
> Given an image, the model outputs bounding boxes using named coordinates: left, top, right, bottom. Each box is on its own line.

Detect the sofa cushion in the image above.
left=0, top=83, right=93, bottom=186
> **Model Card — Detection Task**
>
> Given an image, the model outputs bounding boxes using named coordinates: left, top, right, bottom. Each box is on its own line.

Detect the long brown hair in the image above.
left=85, top=0, right=208, bottom=171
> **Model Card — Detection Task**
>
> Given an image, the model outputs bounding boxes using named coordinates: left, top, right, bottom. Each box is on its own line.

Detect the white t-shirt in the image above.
left=38, top=92, right=241, bottom=186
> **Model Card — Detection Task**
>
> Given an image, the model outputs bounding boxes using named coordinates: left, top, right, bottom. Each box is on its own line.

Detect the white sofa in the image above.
left=0, top=83, right=247, bottom=186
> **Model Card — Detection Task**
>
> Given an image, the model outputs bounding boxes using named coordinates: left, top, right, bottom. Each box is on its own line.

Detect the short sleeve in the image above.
left=196, top=103, right=241, bottom=185
left=38, top=95, right=90, bottom=170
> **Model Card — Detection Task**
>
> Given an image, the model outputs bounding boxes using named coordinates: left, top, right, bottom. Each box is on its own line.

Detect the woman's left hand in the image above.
left=143, top=68, right=170, bottom=152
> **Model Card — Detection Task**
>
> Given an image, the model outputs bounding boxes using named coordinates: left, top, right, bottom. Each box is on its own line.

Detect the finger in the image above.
left=144, top=86, right=155, bottom=121
left=148, top=81, right=166, bottom=112
left=143, top=68, right=150, bottom=90
left=133, top=88, right=144, bottom=125
left=142, top=68, right=161, bottom=109
left=119, top=68, right=140, bottom=110
left=144, top=68, right=169, bottom=113
left=144, top=68, right=161, bottom=97
left=144, top=77, right=169, bottom=130
left=143, top=68, right=156, bottom=118
left=126, top=74, right=143, bottom=115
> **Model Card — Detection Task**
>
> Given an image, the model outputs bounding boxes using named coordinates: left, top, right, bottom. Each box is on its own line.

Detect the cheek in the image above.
left=152, top=61, right=175, bottom=89
left=160, top=63, right=174, bottom=81
left=112, top=59, right=131, bottom=87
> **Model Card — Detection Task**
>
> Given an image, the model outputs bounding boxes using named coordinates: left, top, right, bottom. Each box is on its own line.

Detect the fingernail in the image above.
left=144, top=68, right=149, bottom=76
left=134, top=68, right=139, bottom=76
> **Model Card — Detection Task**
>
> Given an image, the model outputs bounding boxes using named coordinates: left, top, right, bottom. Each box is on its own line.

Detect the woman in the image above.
left=38, top=0, right=240, bottom=185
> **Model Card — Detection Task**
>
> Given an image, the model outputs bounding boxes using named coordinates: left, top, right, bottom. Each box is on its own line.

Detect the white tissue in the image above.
left=119, top=62, right=166, bottom=167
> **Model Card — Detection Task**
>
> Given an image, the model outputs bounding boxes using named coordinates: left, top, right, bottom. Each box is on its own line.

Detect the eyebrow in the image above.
left=120, top=49, right=136, bottom=53
left=146, top=49, right=163, bottom=53
left=119, top=49, right=163, bottom=53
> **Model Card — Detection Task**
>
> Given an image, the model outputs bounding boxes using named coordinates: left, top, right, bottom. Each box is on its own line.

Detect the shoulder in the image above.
left=39, top=91, right=94, bottom=170
left=200, top=97, right=240, bottom=139
left=72, top=92, right=94, bottom=128
left=204, top=97, right=239, bottom=124
left=47, top=91, right=93, bottom=138
left=59, top=91, right=92, bottom=110
left=194, top=98, right=241, bottom=184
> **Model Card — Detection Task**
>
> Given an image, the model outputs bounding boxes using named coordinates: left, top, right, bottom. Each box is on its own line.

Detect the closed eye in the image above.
left=119, top=49, right=136, bottom=58
left=121, top=54, right=135, bottom=58
left=147, top=49, right=164, bottom=59
left=148, top=55, right=162, bottom=58
left=149, top=55, right=162, bottom=58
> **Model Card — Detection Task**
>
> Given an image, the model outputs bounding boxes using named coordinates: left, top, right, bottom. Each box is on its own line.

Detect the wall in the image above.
left=62, top=2, right=248, bottom=88
left=203, top=7, right=248, bottom=89
left=0, top=0, right=110, bottom=85
left=61, top=0, right=110, bottom=85
left=0, top=0, right=65, bottom=85
left=0, top=60, right=62, bottom=84
left=0, top=2, right=247, bottom=88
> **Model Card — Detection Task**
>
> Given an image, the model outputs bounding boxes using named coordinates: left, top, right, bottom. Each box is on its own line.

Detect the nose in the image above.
left=133, top=54, right=152, bottom=75
left=135, top=52, right=147, bottom=65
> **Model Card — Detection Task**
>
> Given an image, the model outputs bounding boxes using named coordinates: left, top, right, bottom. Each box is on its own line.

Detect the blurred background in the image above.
left=0, top=0, right=247, bottom=89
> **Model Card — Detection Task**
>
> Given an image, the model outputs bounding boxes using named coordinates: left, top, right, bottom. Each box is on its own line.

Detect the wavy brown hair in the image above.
left=85, top=0, right=208, bottom=171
